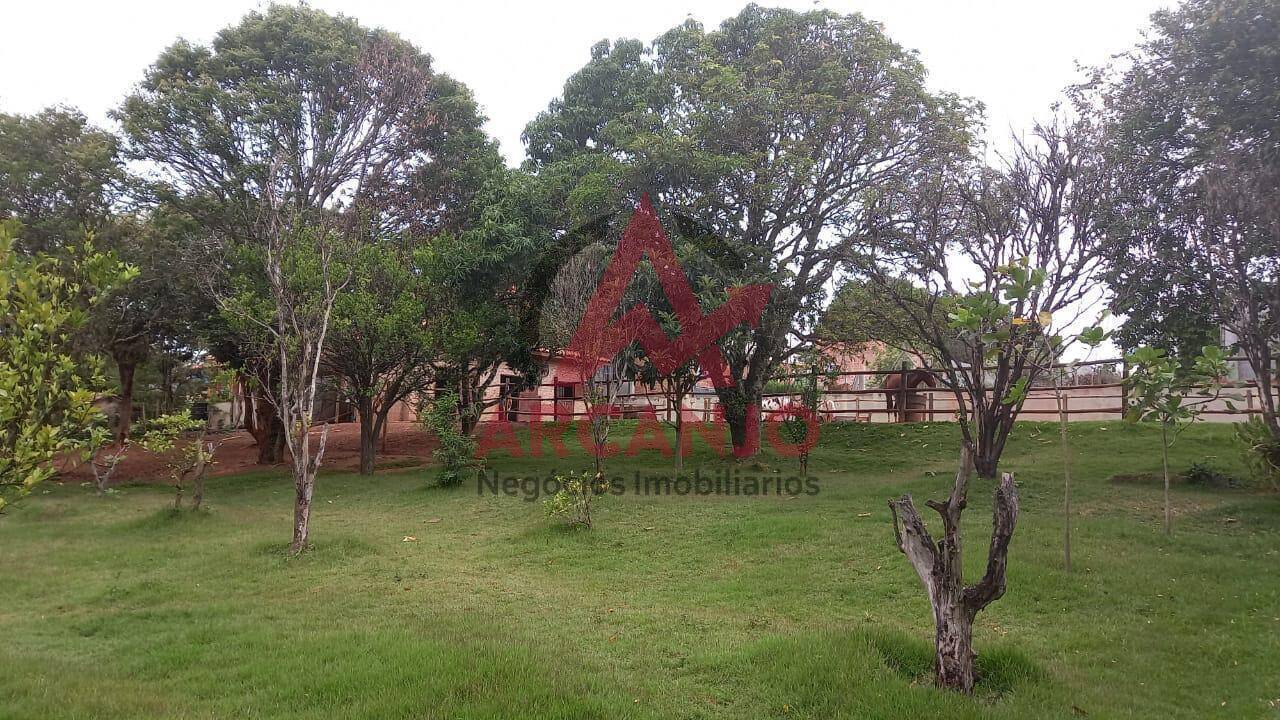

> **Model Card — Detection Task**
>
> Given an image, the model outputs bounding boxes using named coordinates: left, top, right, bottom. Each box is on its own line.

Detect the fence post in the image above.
left=898, top=361, right=909, bottom=423
left=1120, top=360, right=1130, bottom=420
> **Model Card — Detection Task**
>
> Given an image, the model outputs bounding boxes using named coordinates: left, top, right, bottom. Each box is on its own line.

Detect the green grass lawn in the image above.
left=2, top=421, right=1278, bottom=719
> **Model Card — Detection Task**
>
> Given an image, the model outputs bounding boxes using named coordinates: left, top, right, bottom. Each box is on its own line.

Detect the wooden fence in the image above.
left=472, top=355, right=1273, bottom=425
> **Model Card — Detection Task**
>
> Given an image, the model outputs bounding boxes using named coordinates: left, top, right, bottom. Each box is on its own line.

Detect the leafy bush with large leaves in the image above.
left=0, top=223, right=136, bottom=511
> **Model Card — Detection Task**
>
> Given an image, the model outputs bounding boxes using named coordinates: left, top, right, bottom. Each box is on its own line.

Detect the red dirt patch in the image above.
left=60, top=422, right=438, bottom=486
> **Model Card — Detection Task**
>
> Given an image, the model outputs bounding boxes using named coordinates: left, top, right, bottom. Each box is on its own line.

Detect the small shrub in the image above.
left=543, top=471, right=609, bottom=529
left=421, top=391, right=480, bottom=487
left=134, top=411, right=218, bottom=509
left=1181, top=462, right=1236, bottom=488
left=1234, top=418, right=1280, bottom=490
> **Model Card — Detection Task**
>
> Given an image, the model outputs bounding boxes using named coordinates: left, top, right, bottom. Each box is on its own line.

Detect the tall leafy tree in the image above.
left=222, top=205, right=352, bottom=554
left=0, top=108, right=200, bottom=439
left=425, top=170, right=552, bottom=436
left=1092, top=0, right=1280, bottom=415
left=323, top=240, right=437, bottom=475
left=91, top=211, right=209, bottom=441
left=116, top=4, right=496, bottom=461
left=857, top=117, right=1113, bottom=692
left=525, top=6, right=974, bottom=453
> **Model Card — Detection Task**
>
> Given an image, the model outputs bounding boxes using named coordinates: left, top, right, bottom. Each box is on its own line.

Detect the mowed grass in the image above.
left=1, top=421, right=1278, bottom=719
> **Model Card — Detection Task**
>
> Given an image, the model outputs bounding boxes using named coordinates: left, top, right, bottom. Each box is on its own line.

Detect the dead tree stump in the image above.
left=888, top=445, right=1020, bottom=692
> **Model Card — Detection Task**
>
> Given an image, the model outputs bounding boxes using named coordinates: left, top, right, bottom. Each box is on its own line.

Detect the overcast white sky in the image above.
left=2, top=0, right=1170, bottom=165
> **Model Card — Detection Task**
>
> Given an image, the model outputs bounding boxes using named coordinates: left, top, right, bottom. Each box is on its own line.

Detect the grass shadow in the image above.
left=863, top=628, right=1045, bottom=697
left=125, top=506, right=216, bottom=531
left=249, top=535, right=380, bottom=562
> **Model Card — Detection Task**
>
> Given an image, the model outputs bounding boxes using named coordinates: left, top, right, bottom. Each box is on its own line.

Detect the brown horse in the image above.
left=883, top=369, right=938, bottom=413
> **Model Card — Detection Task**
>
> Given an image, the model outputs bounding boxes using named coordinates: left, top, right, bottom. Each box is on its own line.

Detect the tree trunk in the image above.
left=459, top=379, right=480, bottom=436
left=973, top=447, right=1000, bottom=480
left=243, top=378, right=258, bottom=437
left=934, top=600, right=977, bottom=690
left=460, top=411, right=479, bottom=437
left=1161, top=423, right=1172, bottom=536
left=252, top=396, right=285, bottom=465
left=255, top=416, right=284, bottom=465
left=269, top=421, right=285, bottom=464
left=190, top=435, right=212, bottom=511
left=674, top=411, right=684, bottom=473
left=284, top=415, right=330, bottom=555
left=357, top=397, right=376, bottom=476
left=291, top=478, right=313, bottom=553
left=722, top=398, right=761, bottom=458
left=898, top=362, right=909, bottom=424
left=889, top=445, right=1020, bottom=693
left=191, top=468, right=206, bottom=511
left=160, top=359, right=175, bottom=414
left=115, top=360, right=137, bottom=443
left=1058, top=393, right=1073, bottom=572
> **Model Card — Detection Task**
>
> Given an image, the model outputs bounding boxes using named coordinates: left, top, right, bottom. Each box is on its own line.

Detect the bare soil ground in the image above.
left=60, top=422, right=437, bottom=485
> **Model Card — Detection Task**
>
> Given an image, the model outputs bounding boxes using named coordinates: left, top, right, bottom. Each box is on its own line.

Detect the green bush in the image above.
left=1181, top=461, right=1236, bottom=488
left=543, top=471, right=608, bottom=529
left=0, top=223, right=137, bottom=511
left=1234, top=418, right=1280, bottom=490
left=420, top=391, right=480, bottom=487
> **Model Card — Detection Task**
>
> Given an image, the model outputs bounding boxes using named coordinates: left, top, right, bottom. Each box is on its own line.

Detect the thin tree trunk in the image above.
left=357, top=397, right=376, bottom=476
left=1058, top=393, right=1073, bottom=572
left=190, top=435, right=212, bottom=511
left=898, top=362, right=909, bottom=423
left=592, top=409, right=606, bottom=477
left=191, top=467, right=206, bottom=510
left=1161, top=422, right=1171, bottom=536
left=459, top=376, right=480, bottom=436
left=160, top=360, right=175, bottom=414
left=271, top=421, right=285, bottom=464
left=116, top=360, right=137, bottom=443
left=243, top=380, right=258, bottom=437
left=674, top=410, right=684, bottom=473
left=291, top=478, right=313, bottom=553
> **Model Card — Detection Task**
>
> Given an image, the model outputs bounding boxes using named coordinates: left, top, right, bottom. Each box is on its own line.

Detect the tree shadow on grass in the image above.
left=694, top=627, right=1048, bottom=717
left=126, top=506, right=216, bottom=531
left=248, top=535, right=380, bottom=562
left=863, top=628, right=1045, bottom=697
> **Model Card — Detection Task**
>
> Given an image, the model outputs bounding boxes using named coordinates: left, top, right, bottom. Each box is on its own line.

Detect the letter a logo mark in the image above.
left=567, top=194, right=772, bottom=456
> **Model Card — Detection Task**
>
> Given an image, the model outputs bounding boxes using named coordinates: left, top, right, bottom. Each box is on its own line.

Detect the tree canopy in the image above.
left=1093, top=0, right=1280, bottom=355
left=0, top=108, right=128, bottom=256
left=117, top=4, right=495, bottom=235
left=524, top=5, right=977, bottom=451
